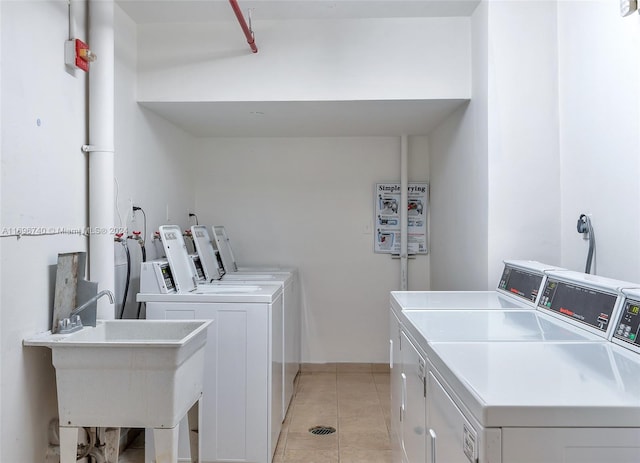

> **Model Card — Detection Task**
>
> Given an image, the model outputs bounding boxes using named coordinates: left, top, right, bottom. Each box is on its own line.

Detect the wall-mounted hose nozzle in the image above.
left=577, top=213, right=596, bottom=274
left=577, top=214, right=589, bottom=234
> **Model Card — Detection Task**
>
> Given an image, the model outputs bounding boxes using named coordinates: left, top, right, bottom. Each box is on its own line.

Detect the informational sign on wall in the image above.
left=374, top=182, right=428, bottom=254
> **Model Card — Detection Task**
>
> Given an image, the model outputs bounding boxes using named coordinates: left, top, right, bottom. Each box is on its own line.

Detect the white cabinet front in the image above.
left=145, top=300, right=282, bottom=463
left=390, top=310, right=403, bottom=462
left=400, top=331, right=427, bottom=463
left=426, top=372, right=478, bottom=463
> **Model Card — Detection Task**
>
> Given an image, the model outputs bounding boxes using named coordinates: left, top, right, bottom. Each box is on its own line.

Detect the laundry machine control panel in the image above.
left=497, top=265, right=543, bottom=303
left=140, top=260, right=177, bottom=294
left=613, top=298, right=640, bottom=349
left=191, top=225, right=225, bottom=281
left=190, top=255, right=206, bottom=281
left=537, top=278, right=618, bottom=333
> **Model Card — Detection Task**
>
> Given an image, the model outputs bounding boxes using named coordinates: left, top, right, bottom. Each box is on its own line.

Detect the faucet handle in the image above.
left=58, top=315, right=84, bottom=334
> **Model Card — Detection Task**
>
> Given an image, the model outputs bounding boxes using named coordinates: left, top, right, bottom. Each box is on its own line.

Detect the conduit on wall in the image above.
left=88, top=0, right=115, bottom=320
left=229, top=0, right=258, bottom=53
left=400, top=135, right=408, bottom=291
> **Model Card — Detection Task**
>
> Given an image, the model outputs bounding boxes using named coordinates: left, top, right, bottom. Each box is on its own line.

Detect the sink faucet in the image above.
left=57, top=290, right=115, bottom=334
left=71, top=290, right=114, bottom=317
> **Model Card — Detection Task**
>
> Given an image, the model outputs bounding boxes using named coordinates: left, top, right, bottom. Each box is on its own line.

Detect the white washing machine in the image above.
left=187, top=224, right=299, bottom=419
left=189, top=225, right=295, bottom=287
left=140, top=286, right=283, bottom=463
left=211, top=225, right=296, bottom=273
left=137, top=228, right=285, bottom=463
left=202, top=225, right=301, bottom=405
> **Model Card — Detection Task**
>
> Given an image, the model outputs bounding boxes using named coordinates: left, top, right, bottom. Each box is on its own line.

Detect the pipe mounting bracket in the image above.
left=82, top=144, right=115, bottom=153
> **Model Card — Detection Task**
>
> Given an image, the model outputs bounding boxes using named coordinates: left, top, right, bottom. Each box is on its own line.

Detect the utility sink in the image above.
left=24, top=319, right=211, bottom=428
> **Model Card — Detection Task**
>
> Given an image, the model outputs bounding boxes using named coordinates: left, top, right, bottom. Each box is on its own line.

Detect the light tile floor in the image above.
left=274, top=368, right=392, bottom=463
left=118, top=367, right=392, bottom=463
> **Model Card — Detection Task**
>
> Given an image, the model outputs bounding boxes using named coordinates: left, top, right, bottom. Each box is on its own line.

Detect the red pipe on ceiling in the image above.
left=229, top=0, right=258, bottom=53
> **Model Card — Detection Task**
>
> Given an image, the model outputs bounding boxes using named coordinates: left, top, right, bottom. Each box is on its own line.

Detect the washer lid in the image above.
left=221, top=273, right=290, bottom=285
left=403, top=309, right=602, bottom=343
left=391, top=291, right=527, bottom=311
left=138, top=283, right=282, bottom=303
left=235, top=266, right=297, bottom=274
left=428, top=341, right=640, bottom=428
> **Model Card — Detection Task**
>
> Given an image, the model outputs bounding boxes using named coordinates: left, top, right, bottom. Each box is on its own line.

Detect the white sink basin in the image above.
left=24, top=320, right=211, bottom=428
left=48, top=319, right=208, bottom=345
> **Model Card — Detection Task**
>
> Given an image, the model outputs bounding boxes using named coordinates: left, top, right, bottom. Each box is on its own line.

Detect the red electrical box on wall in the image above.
left=65, top=38, right=96, bottom=72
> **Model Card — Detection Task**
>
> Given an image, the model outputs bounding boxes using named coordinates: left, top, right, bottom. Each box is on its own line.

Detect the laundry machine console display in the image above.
left=159, top=225, right=199, bottom=292
left=191, top=225, right=225, bottom=281
left=190, top=254, right=206, bottom=281
left=139, top=260, right=176, bottom=294
left=212, top=225, right=239, bottom=272
left=613, top=298, right=640, bottom=351
left=537, top=278, right=618, bottom=333
left=497, top=265, right=543, bottom=303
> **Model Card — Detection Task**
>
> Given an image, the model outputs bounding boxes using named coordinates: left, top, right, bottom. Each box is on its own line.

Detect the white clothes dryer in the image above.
left=425, top=339, right=640, bottom=463
left=390, top=267, right=639, bottom=463
left=392, top=260, right=565, bottom=318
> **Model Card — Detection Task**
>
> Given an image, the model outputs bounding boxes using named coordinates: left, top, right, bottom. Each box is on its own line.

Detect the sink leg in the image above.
left=103, top=427, right=121, bottom=463
left=153, top=426, right=179, bottom=463
left=59, top=427, right=78, bottom=463
left=187, top=398, right=201, bottom=462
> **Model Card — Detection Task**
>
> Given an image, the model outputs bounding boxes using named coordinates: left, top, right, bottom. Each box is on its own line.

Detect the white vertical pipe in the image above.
left=400, top=135, right=408, bottom=291
left=88, top=0, right=115, bottom=320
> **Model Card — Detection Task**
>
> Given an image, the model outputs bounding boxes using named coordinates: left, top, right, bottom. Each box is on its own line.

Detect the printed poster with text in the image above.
left=374, top=183, right=428, bottom=254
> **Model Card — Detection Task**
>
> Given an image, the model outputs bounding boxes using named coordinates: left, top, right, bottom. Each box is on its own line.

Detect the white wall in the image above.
left=137, top=17, right=471, bottom=102
left=133, top=11, right=451, bottom=364
left=1, top=2, right=88, bottom=460
left=429, top=3, right=489, bottom=291
left=0, top=2, right=4, bottom=457
left=485, top=0, right=561, bottom=284
left=193, top=136, right=429, bottom=363
left=114, top=6, right=197, bottom=318
left=0, top=4, right=198, bottom=461
left=429, top=1, right=561, bottom=290
left=558, top=2, right=640, bottom=281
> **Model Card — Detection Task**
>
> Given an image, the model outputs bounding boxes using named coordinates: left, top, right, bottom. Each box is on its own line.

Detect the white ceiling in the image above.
left=139, top=100, right=469, bottom=137
left=121, top=1, right=476, bottom=137
left=117, top=0, right=480, bottom=23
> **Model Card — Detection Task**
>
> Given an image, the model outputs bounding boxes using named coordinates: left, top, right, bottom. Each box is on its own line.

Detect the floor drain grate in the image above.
left=309, top=426, right=336, bottom=436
